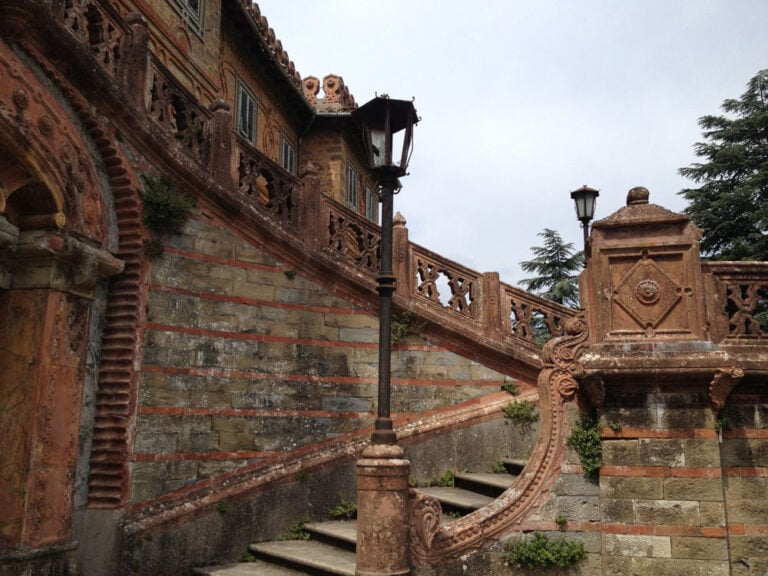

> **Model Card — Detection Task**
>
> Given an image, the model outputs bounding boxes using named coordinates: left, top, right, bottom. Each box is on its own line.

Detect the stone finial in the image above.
left=627, top=186, right=650, bottom=205
left=322, top=74, right=344, bottom=104
left=303, top=76, right=320, bottom=105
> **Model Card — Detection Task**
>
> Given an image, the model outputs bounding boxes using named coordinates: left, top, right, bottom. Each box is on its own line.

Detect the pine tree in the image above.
left=519, top=228, right=583, bottom=308
left=679, top=69, right=768, bottom=261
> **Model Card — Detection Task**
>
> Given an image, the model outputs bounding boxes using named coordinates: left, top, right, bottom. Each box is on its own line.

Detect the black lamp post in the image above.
left=570, top=185, right=599, bottom=256
left=353, top=95, right=418, bottom=445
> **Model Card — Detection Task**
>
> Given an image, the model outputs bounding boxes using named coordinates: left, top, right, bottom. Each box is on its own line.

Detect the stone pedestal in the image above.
left=356, top=444, right=411, bottom=576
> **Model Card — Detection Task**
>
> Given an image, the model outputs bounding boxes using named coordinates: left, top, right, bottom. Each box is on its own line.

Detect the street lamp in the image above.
left=353, top=95, right=418, bottom=445
left=570, top=185, right=599, bottom=256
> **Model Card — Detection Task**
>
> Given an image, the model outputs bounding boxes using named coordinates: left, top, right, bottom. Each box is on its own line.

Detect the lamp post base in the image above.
left=356, top=444, right=411, bottom=576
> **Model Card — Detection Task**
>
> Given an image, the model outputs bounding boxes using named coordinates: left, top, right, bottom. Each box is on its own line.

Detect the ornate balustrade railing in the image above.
left=704, top=261, right=768, bottom=343
left=147, top=57, right=210, bottom=164
left=408, top=244, right=480, bottom=320
left=503, top=283, right=571, bottom=344
left=57, top=0, right=126, bottom=78
left=321, top=196, right=382, bottom=274
left=234, top=135, right=302, bottom=230
left=47, top=0, right=577, bottom=365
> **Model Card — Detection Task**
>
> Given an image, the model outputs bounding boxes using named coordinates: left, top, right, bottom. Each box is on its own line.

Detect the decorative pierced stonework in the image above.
left=414, top=255, right=475, bottom=318
left=147, top=61, right=209, bottom=162
left=326, top=210, right=380, bottom=272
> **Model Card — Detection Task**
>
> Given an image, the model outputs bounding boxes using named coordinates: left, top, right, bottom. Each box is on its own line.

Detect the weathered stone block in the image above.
left=699, top=501, right=726, bottom=526
left=321, top=396, right=370, bottom=413
left=134, top=431, right=179, bottom=453
left=726, top=498, right=768, bottom=525
left=720, top=438, right=768, bottom=467
left=603, top=533, right=671, bottom=557
left=682, top=439, right=721, bottom=467
left=670, top=536, right=728, bottom=560
left=634, top=499, right=700, bottom=526
left=601, top=476, right=663, bottom=500
left=638, top=438, right=685, bottom=467
left=724, top=477, right=766, bottom=500
left=554, top=473, right=600, bottom=496
left=602, top=439, right=641, bottom=466
left=663, top=477, right=723, bottom=501
left=627, top=557, right=729, bottom=576
left=601, top=498, right=635, bottom=523
left=728, top=536, right=768, bottom=575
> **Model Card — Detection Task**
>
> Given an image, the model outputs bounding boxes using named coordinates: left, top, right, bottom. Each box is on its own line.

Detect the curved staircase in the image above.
left=193, top=460, right=526, bottom=575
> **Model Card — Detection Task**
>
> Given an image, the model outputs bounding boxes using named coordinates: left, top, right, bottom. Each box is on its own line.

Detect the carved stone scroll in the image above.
left=409, top=313, right=589, bottom=566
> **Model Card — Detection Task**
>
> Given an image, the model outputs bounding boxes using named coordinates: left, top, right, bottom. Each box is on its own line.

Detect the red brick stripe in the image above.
left=135, top=451, right=275, bottom=462
left=163, top=245, right=284, bottom=272
left=141, top=364, right=503, bottom=388
left=601, top=427, right=718, bottom=439
left=149, top=283, right=369, bottom=315
left=138, top=406, right=368, bottom=418
left=601, top=466, right=723, bottom=478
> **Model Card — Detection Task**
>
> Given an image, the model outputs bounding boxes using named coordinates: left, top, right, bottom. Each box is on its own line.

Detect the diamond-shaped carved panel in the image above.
left=613, top=258, right=682, bottom=329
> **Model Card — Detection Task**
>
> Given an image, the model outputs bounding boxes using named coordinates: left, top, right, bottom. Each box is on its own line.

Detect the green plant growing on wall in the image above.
left=715, top=405, right=731, bottom=437
left=283, top=518, right=311, bottom=541
left=328, top=496, right=357, bottom=520
left=391, top=311, right=419, bottom=344
left=429, top=469, right=456, bottom=488
left=555, top=514, right=567, bottom=529
left=503, top=400, right=539, bottom=429
left=216, top=500, right=229, bottom=515
left=505, top=531, right=586, bottom=569
left=141, top=174, right=195, bottom=258
left=568, top=417, right=602, bottom=477
left=502, top=380, right=520, bottom=395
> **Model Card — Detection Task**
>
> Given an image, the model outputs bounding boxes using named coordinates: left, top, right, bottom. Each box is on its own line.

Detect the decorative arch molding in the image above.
left=409, top=314, right=589, bottom=565
left=0, top=36, right=147, bottom=508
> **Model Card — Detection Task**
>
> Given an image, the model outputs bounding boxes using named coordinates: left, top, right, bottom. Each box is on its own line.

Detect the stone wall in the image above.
left=133, top=208, right=509, bottom=502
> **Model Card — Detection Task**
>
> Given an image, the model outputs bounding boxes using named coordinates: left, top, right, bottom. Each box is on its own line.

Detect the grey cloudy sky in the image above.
left=256, top=0, right=768, bottom=286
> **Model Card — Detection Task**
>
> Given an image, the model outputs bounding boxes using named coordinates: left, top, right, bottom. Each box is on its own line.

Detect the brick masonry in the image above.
left=133, top=212, right=508, bottom=501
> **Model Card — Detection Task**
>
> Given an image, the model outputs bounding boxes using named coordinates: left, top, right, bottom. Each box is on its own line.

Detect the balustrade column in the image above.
left=392, top=212, right=409, bottom=299
left=482, top=271, right=503, bottom=340
left=208, top=100, right=234, bottom=190
left=122, top=13, right=149, bottom=114
left=298, top=163, right=322, bottom=251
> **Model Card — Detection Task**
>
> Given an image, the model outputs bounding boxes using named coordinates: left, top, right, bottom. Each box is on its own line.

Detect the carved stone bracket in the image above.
left=709, top=367, right=744, bottom=413
left=11, top=230, right=124, bottom=298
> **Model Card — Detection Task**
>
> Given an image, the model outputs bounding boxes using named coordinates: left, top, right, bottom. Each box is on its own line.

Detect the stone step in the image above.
left=453, top=472, right=517, bottom=497
left=418, top=486, right=495, bottom=512
left=503, top=458, right=527, bottom=474
left=195, top=464, right=527, bottom=574
left=304, top=520, right=357, bottom=550
left=249, top=540, right=356, bottom=576
left=193, top=560, right=305, bottom=575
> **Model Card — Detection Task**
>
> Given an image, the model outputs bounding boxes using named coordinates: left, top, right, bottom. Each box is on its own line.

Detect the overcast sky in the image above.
left=256, top=0, right=768, bottom=287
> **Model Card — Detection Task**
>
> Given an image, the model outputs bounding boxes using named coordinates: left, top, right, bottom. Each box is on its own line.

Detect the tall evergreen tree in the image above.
left=519, top=228, right=583, bottom=308
left=679, top=69, right=768, bottom=261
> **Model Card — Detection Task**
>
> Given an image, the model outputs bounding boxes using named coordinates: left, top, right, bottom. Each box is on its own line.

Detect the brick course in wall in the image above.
left=133, top=213, right=508, bottom=501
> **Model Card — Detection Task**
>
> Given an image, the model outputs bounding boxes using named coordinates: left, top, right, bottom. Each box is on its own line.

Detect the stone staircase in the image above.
left=193, top=460, right=526, bottom=576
